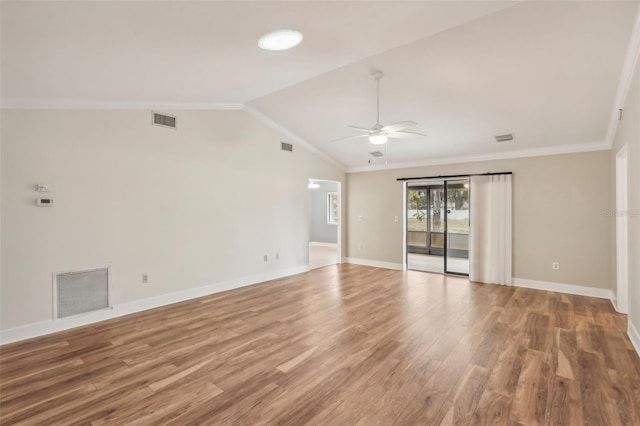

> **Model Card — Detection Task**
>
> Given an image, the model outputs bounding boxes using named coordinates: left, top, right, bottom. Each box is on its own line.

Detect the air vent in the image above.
left=281, top=142, right=293, bottom=152
left=495, top=133, right=514, bottom=142
left=152, top=112, right=176, bottom=129
left=369, top=151, right=384, bottom=158
left=54, top=268, right=110, bottom=319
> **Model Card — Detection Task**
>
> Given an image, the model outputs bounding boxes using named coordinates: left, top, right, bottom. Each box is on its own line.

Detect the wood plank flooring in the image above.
left=1, top=264, right=639, bottom=425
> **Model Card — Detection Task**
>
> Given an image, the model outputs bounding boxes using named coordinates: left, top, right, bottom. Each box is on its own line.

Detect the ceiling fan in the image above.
left=332, top=70, right=426, bottom=145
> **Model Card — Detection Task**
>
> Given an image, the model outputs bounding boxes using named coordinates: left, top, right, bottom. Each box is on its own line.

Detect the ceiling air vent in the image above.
left=369, top=151, right=384, bottom=158
left=152, top=112, right=176, bottom=129
left=494, top=133, right=514, bottom=142
left=281, top=142, right=293, bottom=152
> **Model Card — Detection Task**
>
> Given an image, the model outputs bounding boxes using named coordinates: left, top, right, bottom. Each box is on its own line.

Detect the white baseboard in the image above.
left=0, top=265, right=309, bottom=345
left=512, top=278, right=614, bottom=300
left=309, top=261, right=339, bottom=270
left=629, top=320, right=640, bottom=357
left=611, top=295, right=619, bottom=312
left=343, top=257, right=404, bottom=271
left=309, top=242, right=338, bottom=248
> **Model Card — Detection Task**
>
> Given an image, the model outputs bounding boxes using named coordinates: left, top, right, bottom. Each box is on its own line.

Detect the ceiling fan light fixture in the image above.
left=258, top=30, right=303, bottom=51
left=369, top=133, right=388, bottom=145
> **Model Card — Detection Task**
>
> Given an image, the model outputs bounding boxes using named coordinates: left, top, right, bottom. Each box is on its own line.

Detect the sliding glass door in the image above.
left=444, top=180, right=470, bottom=275
left=407, top=187, right=429, bottom=254
left=406, top=178, right=469, bottom=275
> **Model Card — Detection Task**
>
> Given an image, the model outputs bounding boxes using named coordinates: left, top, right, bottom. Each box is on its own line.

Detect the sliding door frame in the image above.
left=404, top=178, right=470, bottom=276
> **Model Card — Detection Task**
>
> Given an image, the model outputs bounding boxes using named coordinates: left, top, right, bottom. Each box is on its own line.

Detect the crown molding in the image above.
left=605, top=5, right=640, bottom=148
left=1, top=98, right=347, bottom=171
left=0, top=99, right=244, bottom=110
left=242, top=104, right=347, bottom=172
left=345, top=141, right=609, bottom=173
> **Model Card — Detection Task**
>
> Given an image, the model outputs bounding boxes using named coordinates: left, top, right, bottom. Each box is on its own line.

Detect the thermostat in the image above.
left=36, top=198, right=54, bottom=207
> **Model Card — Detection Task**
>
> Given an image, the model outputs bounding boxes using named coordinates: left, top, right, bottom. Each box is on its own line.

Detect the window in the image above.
left=327, top=192, right=338, bottom=225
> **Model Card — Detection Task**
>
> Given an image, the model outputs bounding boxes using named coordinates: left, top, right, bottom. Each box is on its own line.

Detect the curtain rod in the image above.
left=396, top=172, right=512, bottom=182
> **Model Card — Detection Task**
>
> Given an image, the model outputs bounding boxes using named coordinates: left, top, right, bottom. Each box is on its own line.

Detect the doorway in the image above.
left=615, top=145, right=629, bottom=313
left=308, top=179, right=341, bottom=269
left=405, top=178, right=470, bottom=275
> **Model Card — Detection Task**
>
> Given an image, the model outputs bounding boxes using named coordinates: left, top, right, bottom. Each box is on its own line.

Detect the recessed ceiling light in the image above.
left=258, top=30, right=303, bottom=51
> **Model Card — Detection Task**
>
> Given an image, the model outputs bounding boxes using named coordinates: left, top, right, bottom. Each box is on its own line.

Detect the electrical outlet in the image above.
left=142, top=273, right=148, bottom=284
left=358, top=243, right=363, bottom=251
left=394, top=215, right=399, bottom=223
left=552, top=262, right=560, bottom=270
left=264, top=255, right=268, bottom=262
left=276, top=253, right=279, bottom=260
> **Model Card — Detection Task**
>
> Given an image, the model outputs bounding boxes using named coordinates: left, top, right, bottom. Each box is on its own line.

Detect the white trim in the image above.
left=1, top=101, right=615, bottom=173
left=0, top=265, right=309, bottom=345
left=611, top=294, right=619, bottom=312
left=0, top=100, right=244, bottom=110
left=402, top=182, right=408, bottom=271
left=343, top=257, right=403, bottom=271
left=606, top=8, right=640, bottom=148
left=309, top=242, right=338, bottom=248
left=628, top=320, right=640, bottom=357
left=336, top=181, right=343, bottom=263
left=309, top=262, right=339, bottom=270
left=346, top=141, right=608, bottom=173
left=615, top=145, right=629, bottom=313
left=243, top=105, right=346, bottom=171
left=512, top=277, right=614, bottom=300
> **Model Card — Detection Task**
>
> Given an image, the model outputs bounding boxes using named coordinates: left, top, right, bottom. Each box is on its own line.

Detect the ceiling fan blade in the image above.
left=347, top=125, right=372, bottom=132
left=388, top=130, right=427, bottom=139
left=331, top=134, right=368, bottom=142
left=382, top=120, right=417, bottom=132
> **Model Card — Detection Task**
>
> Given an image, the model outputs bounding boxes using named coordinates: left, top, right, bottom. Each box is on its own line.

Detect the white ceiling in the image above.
left=2, top=1, right=638, bottom=170
left=249, top=1, right=638, bottom=169
left=0, top=1, right=511, bottom=105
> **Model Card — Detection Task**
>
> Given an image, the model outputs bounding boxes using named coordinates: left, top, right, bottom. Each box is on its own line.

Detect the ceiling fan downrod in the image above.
left=372, top=70, right=384, bottom=127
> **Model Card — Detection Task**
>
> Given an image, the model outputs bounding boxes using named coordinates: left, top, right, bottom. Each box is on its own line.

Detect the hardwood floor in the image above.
left=1, top=264, right=639, bottom=425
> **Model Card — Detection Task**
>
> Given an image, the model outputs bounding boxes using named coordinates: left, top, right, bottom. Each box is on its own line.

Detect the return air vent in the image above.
left=494, top=133, right=514, bottom=142
left=152, top=112, right=176, bottom=129
left=281, top=142, right=293, bottom=152
left=369, top=151, right=384, bottom=158
left=55, top=268, right=110, bottom=319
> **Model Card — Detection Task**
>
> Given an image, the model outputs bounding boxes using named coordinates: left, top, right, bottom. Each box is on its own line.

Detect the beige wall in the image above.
left=346, top=151, right=612, bottom=289
left=611, top=61, right=640, bottom=335
left=0, top=109, right=344, bottom=331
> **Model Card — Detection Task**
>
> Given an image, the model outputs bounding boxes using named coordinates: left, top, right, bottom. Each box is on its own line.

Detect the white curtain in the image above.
left=469, top=174, right=513, bottom=285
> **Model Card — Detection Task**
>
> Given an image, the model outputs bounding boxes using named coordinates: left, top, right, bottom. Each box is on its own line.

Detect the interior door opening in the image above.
left=405, top=178, right=470, bottom=275
left=308, top=179, right=341, bottom=269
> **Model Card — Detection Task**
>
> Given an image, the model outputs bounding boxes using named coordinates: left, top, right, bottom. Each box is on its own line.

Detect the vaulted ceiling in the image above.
left=2, top=1, right=638, bottom=170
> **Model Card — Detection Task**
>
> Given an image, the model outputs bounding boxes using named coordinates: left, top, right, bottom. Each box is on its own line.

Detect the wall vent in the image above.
left=281, top=142, right=293, bottom=152
left=369, top=151, right=384, bottom=158
left=494, top=133, right=514, bottom=142
left=54, top=268, right=110, bottom=319
left=152, top=112, right=177, bottom=129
